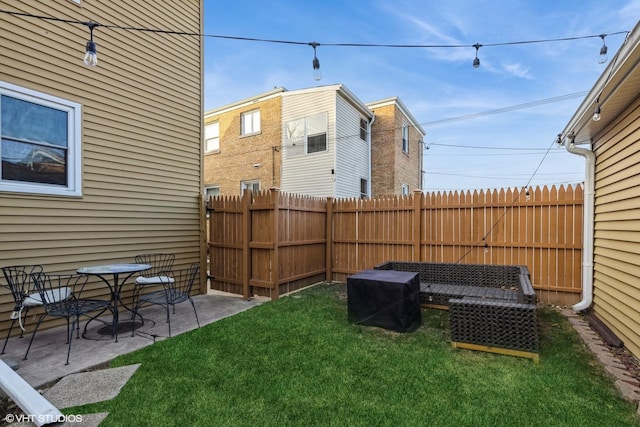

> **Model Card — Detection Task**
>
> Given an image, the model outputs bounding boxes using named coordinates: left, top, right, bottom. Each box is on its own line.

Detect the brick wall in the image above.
left=204, top=97, right=282, bottom=195
left=370, top=104, right=422, bottom=197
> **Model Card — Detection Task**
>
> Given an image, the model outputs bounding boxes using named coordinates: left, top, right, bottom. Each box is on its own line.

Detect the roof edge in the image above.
left=367, top=96, right=426, bottom=136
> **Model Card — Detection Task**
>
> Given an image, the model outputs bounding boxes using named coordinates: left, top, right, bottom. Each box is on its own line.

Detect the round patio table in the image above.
left=77, top=263, right=151, bottom=341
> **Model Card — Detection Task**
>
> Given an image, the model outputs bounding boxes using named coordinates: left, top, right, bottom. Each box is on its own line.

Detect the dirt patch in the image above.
left=608, top=345, right=640, bottom=383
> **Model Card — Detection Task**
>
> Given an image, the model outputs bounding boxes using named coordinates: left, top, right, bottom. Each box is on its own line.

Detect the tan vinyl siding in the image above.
left=592, top=94, right=640, bottom=358
left=0, top=1, right=203, bottom=333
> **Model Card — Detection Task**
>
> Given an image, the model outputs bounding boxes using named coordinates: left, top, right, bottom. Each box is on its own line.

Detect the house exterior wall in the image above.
left=0, top=1, right=204, bottom=329
left=204, top=94, right=282, bottom=194
left=281, top=89, right=336, bottom=197
left=591, top=95, right=640, bottom=359
left=334, top=94, right=370, bottom=198
left=369, top=103, right=423, bottom=197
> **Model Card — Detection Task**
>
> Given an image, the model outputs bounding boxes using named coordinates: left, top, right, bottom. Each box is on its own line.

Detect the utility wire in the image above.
left=422, top=91, right=589, bottom=127
left=454, top=136, right=558, bottom=264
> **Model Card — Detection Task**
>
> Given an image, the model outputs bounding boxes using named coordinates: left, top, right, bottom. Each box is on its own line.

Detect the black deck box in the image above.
left=347, top=269, right=421, bottom=332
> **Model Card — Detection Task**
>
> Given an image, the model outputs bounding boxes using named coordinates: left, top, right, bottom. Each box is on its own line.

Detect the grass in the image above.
left=69, top=283, right=640, bottom=426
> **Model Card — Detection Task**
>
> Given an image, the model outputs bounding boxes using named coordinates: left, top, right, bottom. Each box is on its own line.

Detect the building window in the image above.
left=360, top=178, right=368, bottom=198
left=360, top=118, right=368, bottom=141
left=0, top=81, right=82, bottom=197
left=402, top=123, right=409, bottom=154
left=285, top=112, right=327, bottom=157
left=205, top=186, right=220, bottom=198
left=402, top=184, right=410, bottom=196
left=241, top=180, right=260, bottom=193
left=205, top=122, right=219, bottom=153
left=241, top=109, right=260, bottom=135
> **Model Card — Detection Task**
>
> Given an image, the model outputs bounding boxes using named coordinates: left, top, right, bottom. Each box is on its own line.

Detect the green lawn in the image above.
left=70, top=283, right=640, bottom=426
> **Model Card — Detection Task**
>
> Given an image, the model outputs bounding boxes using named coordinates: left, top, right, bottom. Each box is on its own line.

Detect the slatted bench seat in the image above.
left=421, top=283, right=520, bottom=306
left=375, top=261, right=539, bottom=362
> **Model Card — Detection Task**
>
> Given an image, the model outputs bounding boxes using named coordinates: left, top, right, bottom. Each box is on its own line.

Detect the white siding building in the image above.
left=281, top=85, right=374, bottom=198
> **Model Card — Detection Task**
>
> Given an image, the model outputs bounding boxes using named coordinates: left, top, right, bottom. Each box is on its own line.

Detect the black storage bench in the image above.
left=347, top=269, right=421, bottom=332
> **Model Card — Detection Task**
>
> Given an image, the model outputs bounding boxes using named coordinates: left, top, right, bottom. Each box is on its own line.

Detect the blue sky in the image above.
left=203, top=0, right=639, bottom=192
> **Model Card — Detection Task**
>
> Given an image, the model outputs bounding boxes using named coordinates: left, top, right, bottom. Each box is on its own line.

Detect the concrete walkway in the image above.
left=0, top=291, right=265, bottom=425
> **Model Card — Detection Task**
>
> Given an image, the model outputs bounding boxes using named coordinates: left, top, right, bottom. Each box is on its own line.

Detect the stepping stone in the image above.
left=43, top=364, right=140, bottom=408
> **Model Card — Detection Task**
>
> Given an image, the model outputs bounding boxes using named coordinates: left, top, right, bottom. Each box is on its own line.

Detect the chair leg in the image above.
left=189, top=298, right=200, bottom=328
left=66, top=316, right=80, bottom=365
left=23, top=314, right=47, bottom=361
left=166, top=306, right=172, bottom=337
left=1, top=318, right=18, bottom=355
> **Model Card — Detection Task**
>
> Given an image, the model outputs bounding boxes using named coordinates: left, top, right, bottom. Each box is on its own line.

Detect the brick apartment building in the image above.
left=203, top=84, right=425, bottom=199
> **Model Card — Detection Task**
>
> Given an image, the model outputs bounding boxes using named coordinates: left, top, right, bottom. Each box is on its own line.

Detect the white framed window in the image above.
left=285, top=112, right=328, bottom=157
left=241, top=180, right=260, bottom=193
left=0, top=81, right=82, bottom=197
left=360, top=178, right=368, bottom=199
left=205, top=122, right=219, bottom=153
left=360, top=118, right=368, bottom=141
left=241, top=109, right=260, bottom=135
left=402, top=122, right=409, bottom=154
left=402, top=184, right=410, bottom=196
left=205, top=186, right=220, bottom=198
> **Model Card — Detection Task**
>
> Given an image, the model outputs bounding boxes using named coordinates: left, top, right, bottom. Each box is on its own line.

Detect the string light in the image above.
left=309, top=42, right=321, bottom=81
left=473, top=43, right=481, bottom=68
left=83, top=22, right=98, bottom=67
left=598, top=34, right=608, bottom=64
left=0, top=9, right=630, bottom=77
left=592, top=97, right=602, bottom=121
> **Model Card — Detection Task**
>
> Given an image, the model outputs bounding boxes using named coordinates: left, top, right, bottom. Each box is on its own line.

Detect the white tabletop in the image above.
left=77, top=263, right=151, bottom=275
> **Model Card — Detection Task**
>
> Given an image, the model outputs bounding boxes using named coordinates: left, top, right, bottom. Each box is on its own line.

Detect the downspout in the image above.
left=565, top=137, right=595, bottom=312
left=367, top=113, right=375, bottom=197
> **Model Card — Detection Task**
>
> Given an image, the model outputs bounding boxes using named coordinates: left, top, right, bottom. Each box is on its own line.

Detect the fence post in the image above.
left=241, top=189, right=251, bottom=300
left=326, top=197, right=333, bottom=282
left=271, top=187, right=280, bottom=300
left=413, top=190, right=423, bottom=262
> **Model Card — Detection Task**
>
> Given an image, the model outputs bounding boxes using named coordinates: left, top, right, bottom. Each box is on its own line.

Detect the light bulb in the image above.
left=525, top=190, right=531, bottom=201
left=84, top=40, right=98, bottom=67
left=592, top=105, right=601, bottom=121
left=312, top=57, right=321, bottom=81
left=598, top=46, right=608, bottom=64
left=598, top=35, right=608, bottom=64
left=472, top=43, right=481, bottom=69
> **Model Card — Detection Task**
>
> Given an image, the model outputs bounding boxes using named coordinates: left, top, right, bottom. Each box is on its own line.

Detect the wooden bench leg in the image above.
left=451, top=341, right=540, bottom=363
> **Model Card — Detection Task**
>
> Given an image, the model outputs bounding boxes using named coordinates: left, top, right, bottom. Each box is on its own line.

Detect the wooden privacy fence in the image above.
left=208, top=184, right=583, bottom=305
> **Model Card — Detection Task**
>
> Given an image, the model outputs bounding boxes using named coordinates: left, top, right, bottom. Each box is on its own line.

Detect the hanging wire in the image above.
left=0, top=9, right=630, bottom=51
left=453, top=136, right=559, bottom=264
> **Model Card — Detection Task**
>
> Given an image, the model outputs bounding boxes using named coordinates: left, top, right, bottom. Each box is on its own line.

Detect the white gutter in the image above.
left=0, top=359, right=63, bottom=426
left=565, top=138, right=595, bottom=312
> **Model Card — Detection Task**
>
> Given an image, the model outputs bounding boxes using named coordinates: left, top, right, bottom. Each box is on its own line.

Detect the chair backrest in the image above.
left=168, top=264, right=200, bottom=299
left=30, top=273, right=85, bottom=311
left=1, top=265, right=44, bottom=304
left=134, top=253, right=175, bottom=277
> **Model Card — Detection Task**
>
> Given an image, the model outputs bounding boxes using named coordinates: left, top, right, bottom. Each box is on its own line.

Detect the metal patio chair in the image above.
left=1, top=265, right=46, bottom=355
left=131, top=263, right=200, bottom=337
left=28, top=272, right=112, bottom=365
left=131, top=253, right=175, bottom=319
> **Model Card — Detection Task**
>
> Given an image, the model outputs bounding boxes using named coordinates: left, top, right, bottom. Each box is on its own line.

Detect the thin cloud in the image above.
left=502, top=63, right=533, bottom=79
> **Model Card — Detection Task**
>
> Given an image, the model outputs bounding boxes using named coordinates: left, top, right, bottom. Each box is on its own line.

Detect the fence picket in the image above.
left=208, top=184, right=583, bottom=304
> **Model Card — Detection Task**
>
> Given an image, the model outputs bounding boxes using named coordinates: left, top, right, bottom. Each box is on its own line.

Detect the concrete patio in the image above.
left=0, top=291, right=265, bottom=389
